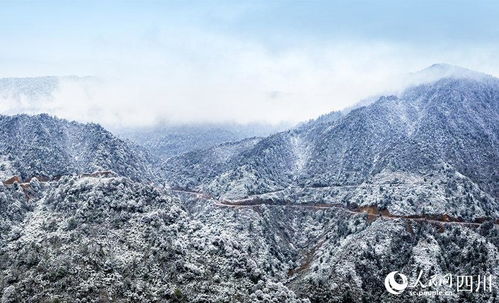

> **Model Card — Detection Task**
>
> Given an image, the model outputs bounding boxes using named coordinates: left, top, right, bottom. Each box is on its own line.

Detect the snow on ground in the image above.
left=0, top=155, right=16, bottom=180
left=289, top=134, right=309, bottom=173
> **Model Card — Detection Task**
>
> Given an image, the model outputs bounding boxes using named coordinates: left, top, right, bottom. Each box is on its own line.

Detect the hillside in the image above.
left=1, top=175, right=497, bottom=302
left=163, top=66, right=499, bottom=220
left=0, top=114, right=157, bottom=181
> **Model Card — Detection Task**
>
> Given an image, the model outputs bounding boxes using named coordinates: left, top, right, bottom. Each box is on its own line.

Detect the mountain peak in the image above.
left=424, top=63, right=466, bottom=71
left=413, top=63, right=492, bottom=82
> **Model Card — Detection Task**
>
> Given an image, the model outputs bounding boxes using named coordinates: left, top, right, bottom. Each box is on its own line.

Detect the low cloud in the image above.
left=2, top=28, right=499, bottom=128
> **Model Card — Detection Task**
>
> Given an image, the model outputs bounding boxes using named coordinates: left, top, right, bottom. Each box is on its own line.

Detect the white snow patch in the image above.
left=290, top=134, right=309, bottom=173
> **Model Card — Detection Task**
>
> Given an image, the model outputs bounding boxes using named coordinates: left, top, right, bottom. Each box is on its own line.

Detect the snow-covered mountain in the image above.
left=0, top=114, right=157, bottom=181
left=0, top=65, right=497, bottom=302
left=164, top=66, right=499, bottom=220
left=0, top=175, right=311, bottom=302
left=117, top=123, right=289, bottom=160
left=1, top=174, right=496, bottom=302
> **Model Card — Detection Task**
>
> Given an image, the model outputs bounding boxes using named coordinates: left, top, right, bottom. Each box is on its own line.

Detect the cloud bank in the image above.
left=2, top=2, right=499, bottom=127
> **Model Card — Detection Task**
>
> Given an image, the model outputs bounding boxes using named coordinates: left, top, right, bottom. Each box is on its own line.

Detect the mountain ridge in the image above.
left=0, top=113, right=158, bottom=181
left=162, top=68, right=499, bottom=220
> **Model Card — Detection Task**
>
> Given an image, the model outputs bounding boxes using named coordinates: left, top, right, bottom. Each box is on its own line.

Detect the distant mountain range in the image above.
left=117, top=123, right=290, bottom=160
left=0, top=75, right=290, bottom=159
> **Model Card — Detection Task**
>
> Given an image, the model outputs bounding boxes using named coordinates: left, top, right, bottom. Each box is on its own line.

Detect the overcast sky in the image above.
left=2, top=0, right=499, bottom=127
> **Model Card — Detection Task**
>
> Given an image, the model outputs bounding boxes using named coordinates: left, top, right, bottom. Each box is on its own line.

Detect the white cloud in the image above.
left=2, top=27, right=499, bottom=128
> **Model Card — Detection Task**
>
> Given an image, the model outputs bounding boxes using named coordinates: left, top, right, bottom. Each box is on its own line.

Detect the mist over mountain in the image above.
left=0, top=76, right=97, bottom=114
left=0, top=76, right=59, bottom=101
left=4, top=0, right=499, bottom=301
left=164, top=66, right=499, bottom=220
left=0, top=65, right=497, bottom=302
left=117, top=122, right=290, bottom=160
left=0, top=76, right=291, bottom=159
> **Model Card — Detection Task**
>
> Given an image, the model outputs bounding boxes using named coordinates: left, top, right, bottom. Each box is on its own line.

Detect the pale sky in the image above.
left=1, top=0, right=499, bottom=127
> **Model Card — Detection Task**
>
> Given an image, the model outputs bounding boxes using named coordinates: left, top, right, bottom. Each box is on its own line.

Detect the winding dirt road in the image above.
left=3, top=173, right=496, bottom=227
left=168, top=188, right=498, bottom=227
